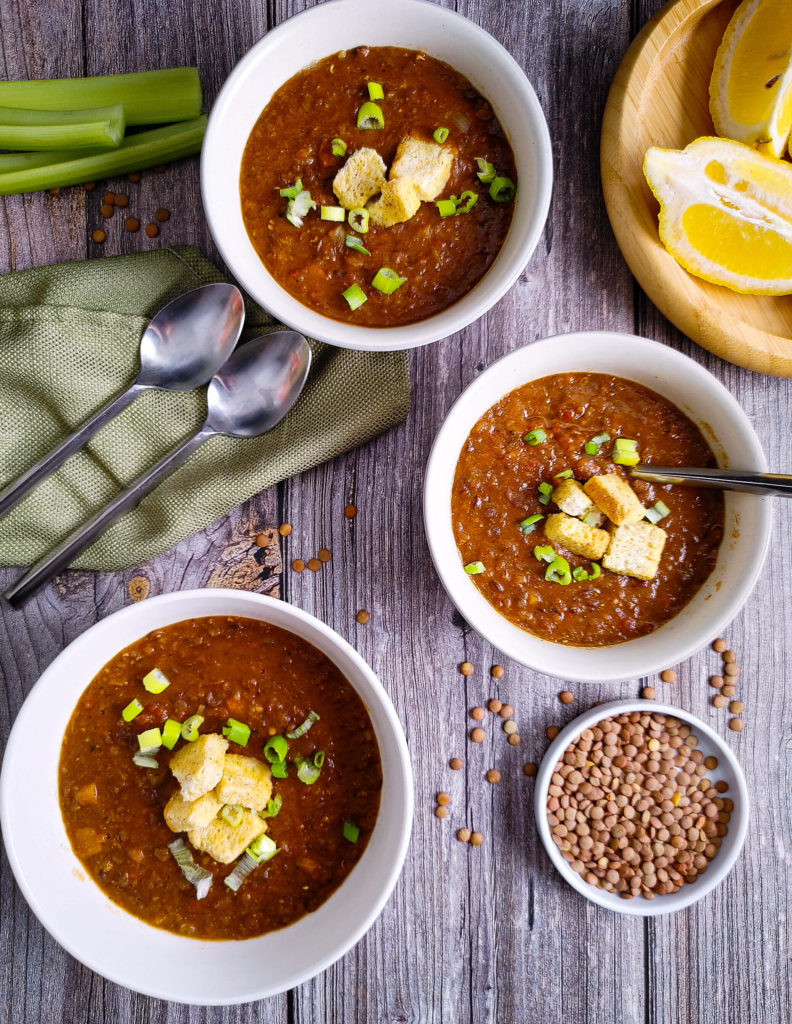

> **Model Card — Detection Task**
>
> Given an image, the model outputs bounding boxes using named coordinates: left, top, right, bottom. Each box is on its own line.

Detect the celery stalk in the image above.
left=0, top=116, right=207, bottom=196
left=0, top=68, right=202, bottom=127
left=0, top=104, right=125, bottom=150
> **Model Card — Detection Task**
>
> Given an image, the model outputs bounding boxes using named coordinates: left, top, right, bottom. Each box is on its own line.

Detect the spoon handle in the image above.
left=0, top=382, right=148, bottom=520
left=630, top=465, right=792, bottom=496
left=4, top=426, right=214, bottom=607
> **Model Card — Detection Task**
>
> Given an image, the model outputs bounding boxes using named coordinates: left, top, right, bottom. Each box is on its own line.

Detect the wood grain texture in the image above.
left=1, top=0, right=790, bottom=1022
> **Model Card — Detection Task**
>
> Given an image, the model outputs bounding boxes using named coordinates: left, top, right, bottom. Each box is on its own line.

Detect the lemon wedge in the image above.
left=709, top=0, right=792, bottom=158
left=643, top=137, right=792, bottom=295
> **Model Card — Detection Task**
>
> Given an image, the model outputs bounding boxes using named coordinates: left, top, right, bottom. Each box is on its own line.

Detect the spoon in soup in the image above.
left=4, top=330, right=312, bottom=606
left=630, top=465, right=792, bottom=496
left=0, top=282, right=245, bottom=520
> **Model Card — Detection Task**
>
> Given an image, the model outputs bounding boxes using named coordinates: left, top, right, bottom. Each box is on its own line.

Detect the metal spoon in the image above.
left=0, top=282, right=245, bottom=520
left=4, top=331, right=312, bottom=607
left=629, top=465, right=792, bottom=497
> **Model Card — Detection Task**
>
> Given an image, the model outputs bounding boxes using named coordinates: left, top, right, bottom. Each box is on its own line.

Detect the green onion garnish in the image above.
left=436, top=198, right=457, bottom=217
left=286, top=189, right=316, bottom=228
left=582, top=510, right=602, bottom=527
left=589, top=563, right=602, bottom=580
left=132, top=752, right=159, bottom=769
left=464, top=561, right=485, bottom=574
left=371, top=267, right=406, bottom=294
left=331, top=137, right=347, bottom=157
left=456, top=190, right=478, bottom=214
left=612, top=438, right=640, bottom=467
left=137, top=726, right=162, bottom=754
left=534, top=545, right=555, bottom=563
left=313, top=750, right=325, bottom=768
left=584, top=442, right=599, bottom=455
left=345, top=234, right=371, bottom=256
left=270, top=761, right=288, bottom=779
left=585, top=432, right=612, bottom=456
left=169, top=838, right=212, bottom=899
left=348, top=207, right=369, bottom=233
left=296, top=754, right=323, bottom=785
left=572, top=566, right=588, bottom=583
left=524, top=429, right=547, bottom=446
left=279, top=177, right=302, bottom=199
left=222, top=718, right=251, bottom=747
left=261, top=794, right=282, bottom=818
left=592, top=432, right=611, bottom=444
left=519, top=513, right=544, bottom=535
left=320, top=205, right=346, bottom=221
left=161, top=718, right=182, bottom=750
left=645, top=500, right=671, bottom=524
left=545, top=555, right=572, bottom=585
left=220, top=804, right=244, bottom=827
left=342, top=283, right=367, bottom=310
left=489, top=175, right=516, bottom=203
left=264, top=735, right=288, bottom=764
left=286, top=710, right=320, bottom=740
left=247, top=833, right=279, bottom=864
left=142, top=668, right=170, bottom=694
left=433, top=126, right=449, bottom=143
left=475, top=157, right=496, bottom=183
left=613, top=438, right=638, bottom=452
left=121, top=698, right=143, bottom=722
left=356, top=101, right=384, bottom=130
left=367, top=82, right=384, bottom=101
left=225, top=836, right=279, bottom=892
left=343, top=820, right=360, bottom=843
left=181, top=714, right=204, bottom=742
left=554, top=469, right=573, bottom=480
left=538, top=481, right=554, bottom=496
left=613, top=452, right=640, bottom=467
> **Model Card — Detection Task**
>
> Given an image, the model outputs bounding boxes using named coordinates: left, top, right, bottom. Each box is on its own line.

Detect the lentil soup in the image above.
left=58, top=616, right=382, bottom=940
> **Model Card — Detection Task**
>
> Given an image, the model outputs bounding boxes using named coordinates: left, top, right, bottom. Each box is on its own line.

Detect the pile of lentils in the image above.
left=547, top=710, right=732, bottom=900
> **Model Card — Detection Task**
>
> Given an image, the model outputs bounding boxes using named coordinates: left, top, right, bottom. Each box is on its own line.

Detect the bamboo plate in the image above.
left=601, top=0, right=792, bottom=377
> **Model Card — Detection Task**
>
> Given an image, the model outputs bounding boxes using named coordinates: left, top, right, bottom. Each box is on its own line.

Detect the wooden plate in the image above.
left=601, top=0, right=792, bottom=377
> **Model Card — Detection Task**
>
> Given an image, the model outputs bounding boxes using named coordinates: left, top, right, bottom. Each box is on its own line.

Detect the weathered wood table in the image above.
left=1, top=1, right=790, bottom=1021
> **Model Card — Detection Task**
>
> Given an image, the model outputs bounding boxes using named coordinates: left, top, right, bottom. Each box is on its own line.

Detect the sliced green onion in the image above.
left=270, top=761, right=289, bottom=779
left=169, top=838, right=212, bottom=899
left=371, top=267, right=407, bottom=294
left=613, top=451, right=640, bottom=467
left=348, top=207, right=369, bottom=233
left=296, top=755, right=322, bottom=785
left=456, top=190, right=478, bottom=214
left=572, top=566, right=589, bottom=583
left=545, top=555, right=572, bottom=585
left=142, top=668, right=170, bottom=694
left=279, top=177, right=303, bottom=199
left=433, top=126, right=449, bottom=143
left=589, top=563, right=602, bottom=580
left=367, top=82, right=384, bottom=101
left=321, top=205, right=346, bottom=221
left=181, top=714, right=204, bottom=742
left=538, top=482, right=554, bottom=495
left=436, top=198, right=457, bottom=217
left=137, top=727, right=162, bottom=754
left=654, top=500, right=670, bottom=517
left=132, top=752, right=159, bottom=769
left=519, top=513, right=544, bottom=535
left=342, top=283, right=367, bottom=310
left=534, top=545, right=556, bottom=563
left=344, top=234, right=371, bottom=256
left=582, top=510, right=602, bottom=527
left=331, top=137, right=347, bottom=157
left=264, top=735, right=288, bottom=764
left=286, top=710, right=320, bottom=740
left=247, top=833, right=279, bottom=864
left=464, top=561, right=485, bottom=574
left=224, top=851, right=258, bottom=892
left=121, top=697, right=143, bottom=722
left=343, top=820, right=360, bottom=843
left=613, top=438, right=638, bottom=452
left=592, top=432, right=611, bottom=444
left=222, top=717, right=251, bottom=747
left=645, top=501, right=670, bottom=524
left=220, top=804, right=244, bottom=827
left=0, top=103, right=125, bottom=151
left=261, top=794, right=283, bottom=818
left=313, top=750, right=325, bottom=769
left=584, top=442, right=599, bottom=455
left=356, top=101, right=384, bottom=130
left=286, top=189, right=316, bottom=228
left=524, top=429, right=547, bottom=446
left=554, top=469, right=573, bottom=480
left=161, top=718, right=182, bottom=750
left=489, top=175, right=516, bottom=203
left=475, top=157, right=496, bottom=183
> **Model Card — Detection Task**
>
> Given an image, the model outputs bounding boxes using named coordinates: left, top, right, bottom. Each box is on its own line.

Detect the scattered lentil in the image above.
left=435, top=806, right=449, bottom=819
left=356, top=609, right=370, bottom=625
left=457, top=828, right=471, bottom=843
left=114, top=193, right=129, bottom=208
left=127, top=171, right=142, bottom=182
left=499, top=704, right=515, bottom=718
left=704, top=756, right=718, bottom=770
left=546, top=725, right=559, bottom=740
left=641, top=686, right=656, bottom=700
left=660, top=669, right=677, bottom=683
left=722, top=684, right=736, bottom=698
left=507, top=733, right=521, bottom=746
left=523, top=762, right=537, bottom=777
left=715, top=780, right=729, bottom=793
left=449, top=757, right=463, bottom=771
left=709, top=675, right=724, bottom=689
left=91, top=229, right=106, bottom=243
left=470, top=832, right=483, bottom=846
left=491, top=665, right=505, bottom=679
left=459, top=662, right=474, bottom=677
left=503, top=720, right=518, bottom=735
left=712, top=638, right=727, bottom=653
left=486, top=769, right=501, bottom=784
left=127, top=576, right=150, bottom=601
left=559, top=691, right=574, bottom=705
left=48, top=187, right=60, bottom=195
left=728, top=718, right=744, bottom=732
left=155, top=207, right=171, bottom=222
left=307, top=558, right=321, bottom=572
left=292, top=559, right=306, bottom=573
left=471, top=727, right=485, bottom=743
left=471, top=707, right=485, bottom=721
left=83, top=181, right=96, bottom=190
left=436, top=792, right=450, bottom=806
left=487, top=699, right=503, bottom=713
left=145, top=222, right=159, bottom=238
left=724, top=663, right=739, bottom=678
left=712, top=694, right=728, bottom=708
left=729, top=700, right=744, bottom=714
left=100, top=203, right=114, bottom=218
left=124, top=216, right=140, bottom=232
left=722, top=651, right=736, bottom=664
left=278, top=523, right=292, bottom=536
left=344, top=504, right=358, bottom=519
left=255, top=533, right=270, bottom=547
left=102, top=190, right=116, bottom=204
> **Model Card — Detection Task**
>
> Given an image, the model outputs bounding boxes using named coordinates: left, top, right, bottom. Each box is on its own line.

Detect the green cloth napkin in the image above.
left=0, top=247, right=410, bottom=571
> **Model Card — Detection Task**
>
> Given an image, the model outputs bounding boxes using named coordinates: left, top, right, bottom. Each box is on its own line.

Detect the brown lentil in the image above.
left=102, top=191, right=116, bottom=204
left=145, top=222, right=159, bottom=238
left=728, top=718, right=744, bottom=732
left=91, top=229, right=106, bottom=243
left=344, top=504, right=358, bottom=519
left=318, top=548, right=332, bottom=562
left=100, top=203, right=114, bottom=218
left=470, top=727, right=485, bottom=743
left=470, top=832, right=483, bottom=846
left=712, top=694, right=728, bottom=708
left=712, top=638, right=728, bottom=653
left=127, top=171, right=142, bottom=182
left=722, top=650, right=736, bottom=664
left=503, top=720, right=518, bottom=735
left=491, top=665, right=505, bottom=679
left=704, top=756, right=718, bottom=770
left=729, top=700, right=744, bottom=714
left=660, top=669, right=677, bottom=683
left=155, top=207, right=171, bottom=222
left=715, top=780, right=729, bottom=793
left=449, top=757, right=463, bottom=771
left=559, top=691, right=574, bottom=705
left=471, top=707, right=485, bottom=721
left=356, top=609, right=370, bottom=625
left=641, top=686, right=656, bottom=700
left=436, top=792, right=450, bottom=806
left=457, top=828, right=471, bottom=843
left=255, top=533, right=270, bottom=547
left=83, top=181, right=96, bottom=190
left=546, top=725, right=559, bottom=741
left=114, top=193, right=129, bottom=208
left=507, top=733, right=521, bottom=746
left=487, top=699, right=502, bottom=713
left=124, top=216, right=140, bottom=232
left=307, top=558, right=321, bottom=572
left=278, top=523, right=292, bottom=537
left=523, top=762, right=537, bottom=777
left=486, top=769, right=501, bottom=784
left=292, top=559, right=306, bottom=573
left=724, top=663, right=739, bottom=678
left=499, top=704, right=514, bottom=718
left=434, top=806, right=449, bottom=819
left=709, top=675, right=724, bottom=689
left=48, top=187, right=60, bottom=195
left=721, top=684, right=736, bottom=698
left=459, top=662, right=474, bottom=677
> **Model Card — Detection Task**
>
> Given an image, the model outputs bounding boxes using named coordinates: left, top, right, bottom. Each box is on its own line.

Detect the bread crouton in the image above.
left=367, top=178, right=421, bottom=227
left=332, top=147, right=387, bottom=209
left=544, top=512, right=610, bottom=561
left=188, top=809, right=267, bottom=865
left=389, top=136, right=454, bottom=201
left=552, top=478, right=596, bottom=519
left=583, top=474, right=646, bottom=526
left=169, top=733, right=228, bottom=802
left=602, top=522, right=667, bottom=580
left=215, top=754, right=272, bottom=812
left=163, top=789, right=221, bottom=833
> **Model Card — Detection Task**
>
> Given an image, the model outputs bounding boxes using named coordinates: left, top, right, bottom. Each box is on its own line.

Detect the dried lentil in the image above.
left=435, top=806, right=449, bottom=819
left=724, top=663, right=739, bottom=678
left=486, top=769, right=501, bottom=784
left=459, top=662, right=474, bottom=677
left=91, top=229, right=106, bottom=243
left=124, top=216, right=140, bottom=232
left=660, top=669, right=677, bottom=683
left=127, top=171, right=142, bottom=182
left=728, top=718, right=744, bottom=732
left=470, top=832, right=483, bottom=846
left=499, top=704, right=514, bottom=718
left=712, top=638, right=727, bottom=653
left=344, top=504, right=358, bottom=519
left=436, top=792, right=450, bottom=806
left=722, top=684, right=736, bottom=698
left=471, top=707, right=485, bottom=721
left=100, top=203, right=114, bottom=218
left=278, top=523, right=292, bottom=536
left=292, top=559, right=306, bottom=573
left=318, top=548, right=332, bottom=562
left=457, top=828, right=471, bottom=843
left=729, top=700, right=744, bottom=714
left=114, top=193, right=129, bottom=208
left=559, top=691, right=574, bottom=705
left=356, top=609, right=370, bottom=624
left=503, top=720, right=518, bottom=735
left=155, top=207, right=171, bottom=222
left=491, top=665, right=505, bottom=679
left=709, top=675, right=724, bottom=689
left=523, top=762, right=537, bottom=777
left=449, top=757, right=463, bottom=771
left=307, top=558, right=321, bottom=572
left=145, top=222, right=159, bottom=238
left=470, top=727, right=485, bottom=743
left=507, top=733, right=521, bottom=746
left=712, top=694, right=728, bottom=708
left=487, top=699, right=502, bottom=713
left=546, top=725, right=559, bottom=740
left=641, top=686, right=656, bottom=700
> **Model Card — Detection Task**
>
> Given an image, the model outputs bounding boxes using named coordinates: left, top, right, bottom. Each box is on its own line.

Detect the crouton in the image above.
left=163, top=789, right=221, bottom=833
left=215, top=754, right=272, bottom=812
left=583, top=474, right=646, bottom=526
left=367, top=177, right=421, bottom=227
left=389, top=136, right=454, bottom=201
left=188, top=810, right=267, bottom=865
left=602, top=522, right=667, bottom=581
left=552, top=478, right=597, bottom=519
left=332, top=147, right=387, bottom=209
left=544, top=512, right=610, bottom=561
left=169, top=733, right=228, bottom=802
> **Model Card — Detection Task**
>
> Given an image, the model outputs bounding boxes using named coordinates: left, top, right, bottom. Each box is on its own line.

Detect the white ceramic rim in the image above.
left=0, top=589, right=413, bottom=1004
left=423, top=331, right=772, bottom=681
left=533, top=698, right=750, bottom=915
left=200, top=0, right=553, bottom=351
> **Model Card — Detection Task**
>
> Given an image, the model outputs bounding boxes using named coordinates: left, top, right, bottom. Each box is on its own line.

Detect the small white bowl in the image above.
left=533, top=699, right=749, bottom=916
left=201, top=0, right=553, bottom=351
left=423, top=331, right=771, bottom=681
left=0, top=589, right=413, bottom=1005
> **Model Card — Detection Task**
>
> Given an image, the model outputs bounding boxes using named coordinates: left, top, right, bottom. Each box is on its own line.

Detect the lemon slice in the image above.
left=643, top=137, right=792, bottom=295
left=709, top=0, right=792, bottom=158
